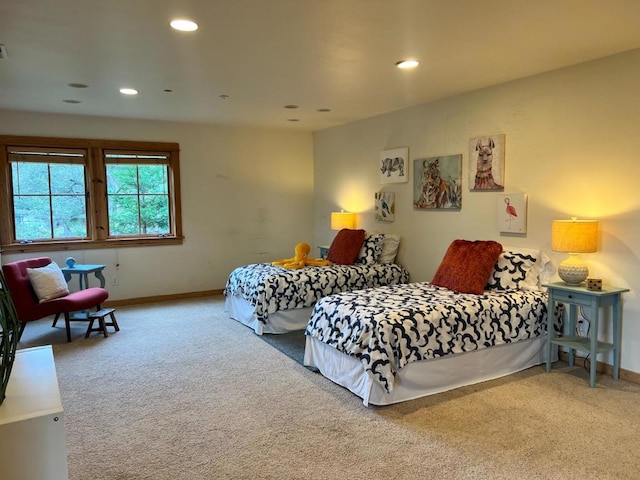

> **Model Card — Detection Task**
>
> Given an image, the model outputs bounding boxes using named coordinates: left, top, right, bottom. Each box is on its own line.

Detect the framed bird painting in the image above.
left=498, top=193, right=527, bottom=233
left=375, top=191, right=395, bottom=222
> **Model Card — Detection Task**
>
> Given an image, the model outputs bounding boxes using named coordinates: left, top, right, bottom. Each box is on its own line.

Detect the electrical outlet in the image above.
left=111, top=277, right=119, bottom=286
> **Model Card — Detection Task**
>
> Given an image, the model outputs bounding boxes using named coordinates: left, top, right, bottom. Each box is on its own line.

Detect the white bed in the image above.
left=304, top=334, right=554, bottom=406
left=224, top=262, right=409, bottom=335
left=224, top=232, right=409, bottom=335
left=225, top=293, right=315, bottom=334
left=303, top=244, right=560, bottom=405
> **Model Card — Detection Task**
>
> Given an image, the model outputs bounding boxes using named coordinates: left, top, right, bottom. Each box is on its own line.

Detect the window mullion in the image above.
left=89, top=147, right=107, bottom=241
left=47, top=164, right=54, bottom=239
left=136, top=166, right=142, bottom=234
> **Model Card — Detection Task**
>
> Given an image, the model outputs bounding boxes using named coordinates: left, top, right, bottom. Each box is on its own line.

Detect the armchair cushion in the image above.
left=26, top=262, right=70, bottom=303
left=51, top=288, right=109, bottom=311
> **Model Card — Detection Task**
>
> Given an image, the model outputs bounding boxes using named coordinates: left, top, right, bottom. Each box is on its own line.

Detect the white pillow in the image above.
left=377, top=234, right=401, bottom=264
left=523, top=249, right=556, bottom=290
left=27, top=262, right=70, bottom=303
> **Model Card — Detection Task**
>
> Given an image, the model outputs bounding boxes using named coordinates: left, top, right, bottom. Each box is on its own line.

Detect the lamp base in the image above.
left=558, top=254, right=589, bottom=285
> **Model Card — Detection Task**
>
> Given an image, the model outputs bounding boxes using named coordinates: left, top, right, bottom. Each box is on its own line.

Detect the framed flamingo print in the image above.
left=498, top=193, right=527, bottom=233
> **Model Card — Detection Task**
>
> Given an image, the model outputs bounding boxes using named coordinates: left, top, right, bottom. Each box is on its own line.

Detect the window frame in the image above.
left=0, top=135, right=183, bottom=253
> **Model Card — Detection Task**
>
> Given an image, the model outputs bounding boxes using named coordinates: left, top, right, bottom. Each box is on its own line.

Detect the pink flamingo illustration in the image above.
left=505, top=197, right=517, bottom=227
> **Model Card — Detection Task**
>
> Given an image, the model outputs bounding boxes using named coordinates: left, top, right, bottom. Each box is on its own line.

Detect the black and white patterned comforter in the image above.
left=305, top=282, right=562, bottom=393
left=224, top=263, right=410, bottom=324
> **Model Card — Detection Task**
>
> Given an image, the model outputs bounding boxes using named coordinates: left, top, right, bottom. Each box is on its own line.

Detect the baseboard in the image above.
left=104, top=289, right=224, bottom=307
left=558, top=350, right=640, bottom=385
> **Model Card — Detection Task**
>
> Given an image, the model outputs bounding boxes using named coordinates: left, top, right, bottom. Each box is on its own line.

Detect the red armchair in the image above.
left=1, top=257, right=109, bottom=342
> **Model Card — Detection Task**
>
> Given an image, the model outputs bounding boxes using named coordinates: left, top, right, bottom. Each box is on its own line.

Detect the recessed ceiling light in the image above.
left=286, top=119, right=300, bottom=122
left=219, top=94, right=230, bottom=100
left=170, top=19, right=198, bottom=31
left=63, top=99, right=81, bottom=104
left=67, top=83, right=88, bottom=88
left=119, top=88, right=138, bottom=95
left=396, top=60, right=420, bottom=69
left=283, top=104, right=299, bottom=109
left=317, top=108, right=331, bottom=112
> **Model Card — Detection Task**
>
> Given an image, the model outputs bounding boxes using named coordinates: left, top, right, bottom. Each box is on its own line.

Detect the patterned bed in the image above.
left=303, top=243, right=562, bottom=405
left=224, top=262, right=410, bottom=334
left=305, top=282, right=561, bottom=396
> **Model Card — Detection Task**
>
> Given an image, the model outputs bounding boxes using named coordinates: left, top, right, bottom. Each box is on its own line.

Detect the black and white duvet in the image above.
left=224, top=263, right=410, bottom=325
left=305, top=282, right=562, bottom=394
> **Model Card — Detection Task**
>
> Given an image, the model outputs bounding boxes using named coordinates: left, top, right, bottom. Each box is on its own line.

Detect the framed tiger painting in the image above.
left=413, top=155, right=462, bottom=210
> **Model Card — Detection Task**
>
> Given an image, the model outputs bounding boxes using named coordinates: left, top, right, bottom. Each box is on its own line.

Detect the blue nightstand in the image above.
left=544, top=282, right=629, bottom=387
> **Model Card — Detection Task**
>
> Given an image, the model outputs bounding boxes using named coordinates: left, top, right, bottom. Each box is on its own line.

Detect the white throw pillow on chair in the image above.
left=27, top=262, right=70, bottom=303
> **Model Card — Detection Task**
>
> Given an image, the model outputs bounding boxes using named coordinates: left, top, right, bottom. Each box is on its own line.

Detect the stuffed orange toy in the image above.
left=272, top=242, right=330, bottom=269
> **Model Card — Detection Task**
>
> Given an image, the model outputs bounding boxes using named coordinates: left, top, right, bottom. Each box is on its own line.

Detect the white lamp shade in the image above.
left=331, top=212, right=355, bottom=230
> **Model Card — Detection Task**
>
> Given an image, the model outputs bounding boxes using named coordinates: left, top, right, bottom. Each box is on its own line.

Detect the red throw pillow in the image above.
left=431, top=239, right=503, bottom=294
left=327, top=229, right=366, bottom=265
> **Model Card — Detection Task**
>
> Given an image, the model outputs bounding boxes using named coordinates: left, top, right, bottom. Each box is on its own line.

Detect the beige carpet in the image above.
left=18, top=296, right=640, bottom=480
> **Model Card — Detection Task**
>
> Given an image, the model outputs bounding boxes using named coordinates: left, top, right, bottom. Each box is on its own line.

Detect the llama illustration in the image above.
left=473, top=138, right=503, bottom=190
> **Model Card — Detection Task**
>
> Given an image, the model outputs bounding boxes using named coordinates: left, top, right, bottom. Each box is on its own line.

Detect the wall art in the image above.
left=498, top=193, right=527, bottom=233
left=375, top=191, right=395, bottom=222
left=413, top=155, right=462, bottom=210
left=469, top=134, right=505, bottom=191
left=379, top=147, right=408, bottom=184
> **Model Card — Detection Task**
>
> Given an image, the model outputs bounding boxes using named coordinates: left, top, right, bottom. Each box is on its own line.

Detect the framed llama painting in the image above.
left=469, top=134, right=505, bottom=191
left=413, top=155, right=462, bottom=210
left=379, top=147, right=408, bottom=184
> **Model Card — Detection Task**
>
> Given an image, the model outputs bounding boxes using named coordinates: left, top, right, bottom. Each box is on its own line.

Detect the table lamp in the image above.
left=331, top=211, right=355, bottom=230
left=551, top=218, right=598, bottom=285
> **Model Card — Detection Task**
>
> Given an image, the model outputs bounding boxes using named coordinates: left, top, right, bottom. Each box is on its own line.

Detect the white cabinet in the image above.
left=0, top=345, right=69, bottom=480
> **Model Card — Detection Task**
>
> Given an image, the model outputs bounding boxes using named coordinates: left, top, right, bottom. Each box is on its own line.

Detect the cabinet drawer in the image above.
left=551, top=290, right=593, bottom=307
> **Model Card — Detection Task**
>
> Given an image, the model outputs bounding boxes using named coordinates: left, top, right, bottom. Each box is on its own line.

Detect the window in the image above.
left=0, top=136, right=182, bottom=253
left=9, top=147, right=89, bottom=241
left=105, top=151, right=171, bottom=237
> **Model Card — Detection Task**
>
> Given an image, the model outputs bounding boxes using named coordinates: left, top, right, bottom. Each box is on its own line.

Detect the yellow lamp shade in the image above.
left=331, top=211, right=355, bottom=230
left=551, top=218, right=598, bottom=285
left=551, top=219, right=598, bottom=253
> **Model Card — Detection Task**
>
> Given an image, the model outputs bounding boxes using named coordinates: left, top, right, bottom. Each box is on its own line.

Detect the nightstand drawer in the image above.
left=550, top=289, right=593, bottom=307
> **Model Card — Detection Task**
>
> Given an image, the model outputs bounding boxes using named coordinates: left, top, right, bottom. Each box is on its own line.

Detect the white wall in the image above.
left=1, top=111, right=315, bottom=299
left=313, top=49, right=640, bottom=374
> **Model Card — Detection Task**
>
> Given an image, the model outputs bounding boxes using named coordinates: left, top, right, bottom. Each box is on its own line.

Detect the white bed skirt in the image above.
left=225, top=295, right=313, bottom=335
left=304, top=335, right=557, bottom=406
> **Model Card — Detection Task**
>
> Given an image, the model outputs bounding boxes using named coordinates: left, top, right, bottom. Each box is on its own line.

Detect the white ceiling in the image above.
left=2, top=0, right=640, bottom=132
